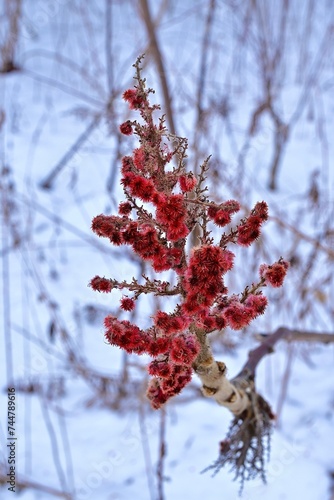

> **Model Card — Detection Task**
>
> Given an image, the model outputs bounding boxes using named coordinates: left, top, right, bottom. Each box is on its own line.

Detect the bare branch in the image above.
left=40, top=113, right=103, bottom=190
left=139, top=0, right=176, bottom=135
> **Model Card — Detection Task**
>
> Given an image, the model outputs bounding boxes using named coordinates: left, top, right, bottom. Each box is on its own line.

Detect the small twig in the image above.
left=255, top=330, right=334, bottom=345
left=156, top=406, right=167, bottom=500
left=139, top=0, right=176, bottom=136
left=40, top=113, right=102, bottom=190
left=0, top=470, right=72, bottom=498
left=275, top=343, right=294, bottom=424
left=105, top=0, right=113, bottom=93
left=241, top=326, right=334, bottom=377
left=22, top=68, right=105, bottom=107
left=1, top=171, right=14, bottom=385
left=40, top=399, right=69, bottom=495
left=138, top=404, right=155, bottom=500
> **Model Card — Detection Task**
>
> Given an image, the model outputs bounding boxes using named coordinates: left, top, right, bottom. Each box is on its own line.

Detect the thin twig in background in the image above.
left=0, top=0, right=21, bottom=73
left=40, top=399, right=69, bottom=495
left=139, top=0, right=176, bottom=136
left=255, top=330, right=334, bottom=344
left=1, top=171, right=14, bottom=385
left=275, top=344, right=294, bottom=425
left=191, top=0, right=216, bottom=247
left=40, top=114, right=103, bottom=190
left=0, top=466, right=72, bottom=499
left=56, top=409, right=75, bottom=496
left=22, top=68, right=105, bottom=107
left=196, top=0, right=216, bottom=128
left=242, top=327, right=334, bottom=377
left=156, top=406, right=166, bottom=500
left=138, top=403, right=156, bottom=500
left=105, top=0, right=113, bottom=93
left=23, top=49, right=107, bottom=98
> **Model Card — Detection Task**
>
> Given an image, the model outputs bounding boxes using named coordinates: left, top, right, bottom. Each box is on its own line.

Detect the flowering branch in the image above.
left=89, top=55, right=289, bottom=485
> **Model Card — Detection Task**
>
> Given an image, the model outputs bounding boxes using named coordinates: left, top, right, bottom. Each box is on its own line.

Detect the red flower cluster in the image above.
left=259, top=259, right=289, bottom=287
left=170, top=333, right=200, bottom=365
left=154, top=311, right=190, bottom=335
left=119, top=120, right=133, bottom=135
left=123, top=88, right=145, bottom=109
left=237, top=201, right=269, bottom=246
left=208, top=200, right=240, bottom=227
left=155, top=194, right=189, bottom=241
left=222, top=294, right=268, bottom=330
left=182, top=245, right=234, bottom=314
left=90, top=276, right=113, bottom=293
left=179, top=173, right=197, bottom=193
left=118, top=202, right=132, bottom=216
left=120, top=297, right=135, bottom=311
left=90, top=60, right=288, bottom=409
left=103, top=309, right=199, bottom=408
left=104, top=315, right=150, bottom=354
left=147, top=365, right=192, bottom=409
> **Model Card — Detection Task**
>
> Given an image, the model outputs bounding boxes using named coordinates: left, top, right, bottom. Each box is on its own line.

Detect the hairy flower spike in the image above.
left=90, top=57, right=288, bottom=415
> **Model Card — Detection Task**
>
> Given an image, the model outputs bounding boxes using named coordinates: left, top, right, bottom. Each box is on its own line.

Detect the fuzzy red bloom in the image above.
left=147, top=337, right=171, bottom=356
left=161, top=365, right=192, bottom=396
left=223, top=200, right=241, bottom=213
left=120, top=297, right=135, bottom=311
left=223, top=301, right=254, bottom=330
left=151, top=253, right=172, bottom=272
left=237, top=201, right=269, bottom=246
left=148, top=359, right=172, bottom=378
left=182, top=246, right=234, bottom=313
left=210, top=209, right=232, bottom=227
left=244, top=294, right=268, bottom=316
left=196, top=314, right=216, bottom=331
left=119, top=120, right=133, bottom=135
left=127, top=174, right=156, bottom=202
left=121, top=156, right=133, bottom=175
left=91, top=214, right=125, bottom=245
left=118, top=202, right=132, bottom=216
left=170, top=333, right=200, bottom=365
left=90, top=276, right=113, bottom=293
left=123, top=88, right=145, bottom=109
left=166, top=223, right=189, bottom=242
left=179, top=173, right=197, bottom=192
left=259, top=260, right=289, bottom=287
left=208, top=200, right=240, bottom=227
left=214, top=314, right=227, bottom=330
left=155, top=194, right=189, bottom=241
left=154, top=311, right=189, bottom=336
left=252, top=201, right=269, bottom=222
left=237, top=223, right=260, bottom=246
left=104, top=316, right=150, bottom=354
left=122, top=221, right=138, bottom=243
left=133, top=147, right=146, bottom=171
left=146, top=379, right=168, bottom=409
left=131, top=225, right=167, bottom=267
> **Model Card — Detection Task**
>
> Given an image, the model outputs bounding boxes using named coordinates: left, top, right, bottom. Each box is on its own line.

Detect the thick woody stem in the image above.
left=192, top=326, right=250, bottom=415
left=192, top=325, right=334, bottom=417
